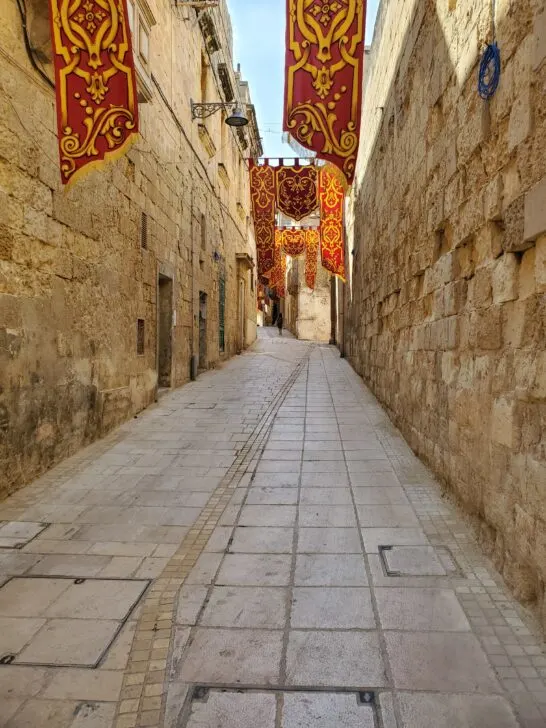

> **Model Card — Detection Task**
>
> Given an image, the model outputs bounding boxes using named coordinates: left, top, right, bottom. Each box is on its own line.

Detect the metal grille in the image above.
left=218, top=274, right=225, bottom=352
left=140, top=212, right=148, bottom=249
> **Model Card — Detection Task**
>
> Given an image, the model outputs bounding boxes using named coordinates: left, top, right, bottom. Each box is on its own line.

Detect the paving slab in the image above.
left=291, top=587, right=375, bottom=629
left=15, top=618, right=120, bottom=667
left=297, top=527, right=362, bottom=554
left=200, top=586, right=287, bottom=628
left=295, top=554, right=368, bottom=586
left=285, top=630, right=387, bottom=687
left=397, top=692, right=520, bottom=728
left=385, top=631, right=501, bottom=692
left=375, top=587, right=471, bottom=631
left=282, top=692, right=375, bottom=728
left=230, top=527, right=294, bottom=554
left=217, top=554, right=292, bottom=586
left=184, top=691, right=276, bottom=728
left=178, top=628, right=283, bottom=684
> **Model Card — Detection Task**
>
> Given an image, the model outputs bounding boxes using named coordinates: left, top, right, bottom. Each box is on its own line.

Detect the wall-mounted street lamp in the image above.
left=190, top=99, right=249, bottom=127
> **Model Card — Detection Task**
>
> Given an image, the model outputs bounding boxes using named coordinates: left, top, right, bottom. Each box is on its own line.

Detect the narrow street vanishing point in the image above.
left=1, top=0, right=545, bottom=727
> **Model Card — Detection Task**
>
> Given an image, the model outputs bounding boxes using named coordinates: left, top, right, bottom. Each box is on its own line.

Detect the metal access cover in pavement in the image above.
left=180, top=687, right=377, bottom=728
left=0, top=576, right=148, bottom=668
left=379, top=544, right=459, bottom=577
left=0, top=521, right=49, bottom=549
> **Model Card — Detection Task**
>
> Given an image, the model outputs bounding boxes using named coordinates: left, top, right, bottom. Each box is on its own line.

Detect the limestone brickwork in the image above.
left=0, top=0, right=260, bottom=496
left=345, top=0, right=546, bottom=628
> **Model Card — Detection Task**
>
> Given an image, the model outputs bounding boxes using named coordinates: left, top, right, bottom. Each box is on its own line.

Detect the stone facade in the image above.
left=345, top=0, right=546, bottom=628
left=280, top=212, right=331, bottom=342
left=284, top=253, right=331, bottom=342
left=0, top=0, right=260, bottom=496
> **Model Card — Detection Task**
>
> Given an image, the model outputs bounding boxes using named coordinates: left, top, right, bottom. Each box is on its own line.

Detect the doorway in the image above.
left=158, top=274, right=173, bottom=388
left=272, top=301, right=279, bottom=326
left=238, top=278, right=245, bottom=351
left=218, top=274, right=225, bottom=354
left=199, top=291, right=207, bottom=369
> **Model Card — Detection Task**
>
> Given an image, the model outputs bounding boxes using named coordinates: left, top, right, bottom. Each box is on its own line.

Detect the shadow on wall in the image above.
left=346, top=0, right=546, bottom=630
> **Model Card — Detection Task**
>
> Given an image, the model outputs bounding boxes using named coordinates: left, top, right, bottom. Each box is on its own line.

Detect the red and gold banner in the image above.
left=275, top=164, right=318, bottom=221
left=250, top=162, right=276, bottom=276
left=48, top=0, right=139, bottom=184
left=269, top=253, right=287, bottom=295
left=305, top=228, right=320, bottom=289
left=319, top=167, right=345, bottom=279
left=283, top=0, right=366, bottom=185
left=268, top=231, right=287, bottom=295
left=276, top=228, right=306, bottom=257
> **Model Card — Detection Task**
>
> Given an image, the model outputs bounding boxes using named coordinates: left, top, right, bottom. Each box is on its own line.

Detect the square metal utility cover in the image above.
left=0, top=521, right=49, bottom=549
left=0, top=577, right=148, bottom=668
left=180, top=687, right=376, bottom=728
left=379, top=545, right=459, bottom=577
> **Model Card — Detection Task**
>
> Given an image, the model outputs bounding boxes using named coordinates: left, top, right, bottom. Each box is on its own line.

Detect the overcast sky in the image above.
left=227, top=0, right=380, bottom=158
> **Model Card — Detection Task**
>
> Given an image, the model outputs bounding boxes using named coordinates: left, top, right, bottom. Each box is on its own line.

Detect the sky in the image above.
left=227, top=0, right=380, bottom=158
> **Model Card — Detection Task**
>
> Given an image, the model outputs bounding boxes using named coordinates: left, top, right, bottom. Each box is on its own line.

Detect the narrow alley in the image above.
left=0, top=331, right=544, bottom=728
left=1, top=0, right=545, bottom=726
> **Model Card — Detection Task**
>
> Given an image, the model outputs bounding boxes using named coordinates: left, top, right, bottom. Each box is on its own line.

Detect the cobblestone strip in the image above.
left=114, top=352, right=312, bottom=728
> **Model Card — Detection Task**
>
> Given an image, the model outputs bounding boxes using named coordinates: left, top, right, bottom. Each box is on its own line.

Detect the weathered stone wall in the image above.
left=345, top=0, right=546, bottom=627
left=285, top=252, right=331, bottom=342
left=0, top=0, right=258, bottom=495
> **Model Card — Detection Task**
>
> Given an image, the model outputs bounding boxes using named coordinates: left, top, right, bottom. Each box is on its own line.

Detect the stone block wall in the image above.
left=0, top=0, right=258, bottom=495
left=345, top=0, right=546, bottom=627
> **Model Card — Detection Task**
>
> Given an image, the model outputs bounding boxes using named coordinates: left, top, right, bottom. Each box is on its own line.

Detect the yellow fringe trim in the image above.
left=63, top=132, right=140, bottom=189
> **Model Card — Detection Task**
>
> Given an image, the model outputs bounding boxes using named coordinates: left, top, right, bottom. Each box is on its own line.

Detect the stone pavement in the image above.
left=0, top=329, right=544, bottom=728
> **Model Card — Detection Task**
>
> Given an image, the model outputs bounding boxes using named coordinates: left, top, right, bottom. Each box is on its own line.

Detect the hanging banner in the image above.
left=268, top=233, right=287, bottom=294
left=279, top=228, right=307, bottom=257
left=275, top=164, right=319, bottom=221
left=319, top=167, right=345, bottom=279
left=48, top=0, right=139, bottom=184
left=250, top=161, right=276, bottom=276
left=305, top=228, right=320, bottom=289
left=283, top=0, right=366, bottom=185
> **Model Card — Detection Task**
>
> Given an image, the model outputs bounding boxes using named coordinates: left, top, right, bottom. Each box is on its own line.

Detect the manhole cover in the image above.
left=379, top=545, right=459, bottom=577
left=0, top=522, right=49, bottom=549
left=179, top=687, right=377, bottom=728
left=0, top=576, right=148, bottom=668
left=187, top=403, right=217, bottom=410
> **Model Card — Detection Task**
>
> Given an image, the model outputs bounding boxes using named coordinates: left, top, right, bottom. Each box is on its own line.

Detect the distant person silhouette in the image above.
left=277, top=312, right=283, bottom=336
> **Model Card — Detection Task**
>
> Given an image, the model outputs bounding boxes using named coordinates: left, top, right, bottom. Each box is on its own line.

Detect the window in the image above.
left=201, top=213, right=206, bottom=250
left=126, top=0, right=155, bottom=102
left=140, top=212, right=148, bottom=249
left=137, top=319, right=145, bottom=355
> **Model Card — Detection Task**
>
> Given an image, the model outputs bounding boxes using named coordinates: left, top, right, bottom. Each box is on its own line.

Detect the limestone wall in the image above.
left=284, top=253, right=331, bottom=342
left=345, top=0, right=546, bottom=626
left=0, top=0, right=258, bottom=495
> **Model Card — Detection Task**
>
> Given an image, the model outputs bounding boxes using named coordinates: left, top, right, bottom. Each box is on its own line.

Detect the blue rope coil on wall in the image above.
left=478, top=42, right=501, bottom=99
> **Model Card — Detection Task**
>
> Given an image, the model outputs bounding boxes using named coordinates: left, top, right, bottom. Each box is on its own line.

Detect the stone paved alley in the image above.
left=0, top=330, right=545, bottom=728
